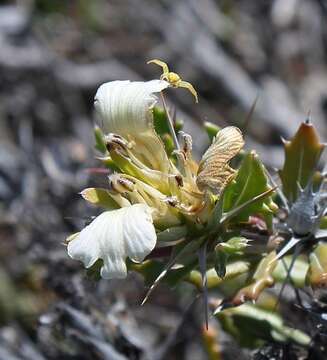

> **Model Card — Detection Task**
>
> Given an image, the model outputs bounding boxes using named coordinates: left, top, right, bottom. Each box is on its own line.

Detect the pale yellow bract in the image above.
left=147, top=59, right=198, bottom=103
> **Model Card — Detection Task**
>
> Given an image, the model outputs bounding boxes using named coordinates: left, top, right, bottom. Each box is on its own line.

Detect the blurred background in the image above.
left=1, top=0, right=327, bottom=359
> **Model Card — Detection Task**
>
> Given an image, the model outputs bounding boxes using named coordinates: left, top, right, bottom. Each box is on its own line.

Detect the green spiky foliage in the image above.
left=88, top=115, right=327, bottom=351
left=279, top=121, right=325, bottom=203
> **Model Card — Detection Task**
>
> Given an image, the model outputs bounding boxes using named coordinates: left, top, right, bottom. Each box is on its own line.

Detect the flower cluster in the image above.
left=64, top=60, right=327, bottom=350
left=66, top=65, right=244, bottom=280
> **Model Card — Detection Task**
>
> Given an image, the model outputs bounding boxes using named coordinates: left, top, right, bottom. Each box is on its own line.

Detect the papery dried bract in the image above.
left=197, top=126, right=244, bottom=194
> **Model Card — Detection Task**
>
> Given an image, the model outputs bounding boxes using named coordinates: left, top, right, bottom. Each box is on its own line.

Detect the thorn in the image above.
left=198, top=243, right=209, bottom=330
left=297, top=181, right=304, bottom=194
left=269, top=236, right=302, bottom=265
left=274, top=243, right=303, bottom=311
left=213, top=301, right=234, bottom=315
left=280, top=136, right=289, bottom=144
left=242, top=94, right=259, bottom=134
left=305, top=110, right=311, bottom=124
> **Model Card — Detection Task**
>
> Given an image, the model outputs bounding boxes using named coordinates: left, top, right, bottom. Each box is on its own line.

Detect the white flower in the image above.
left=94, top=80, right=170, bottom=172
left=94, top=80, right=169, bottom=134
left=67, top=204, right=156, bottom=279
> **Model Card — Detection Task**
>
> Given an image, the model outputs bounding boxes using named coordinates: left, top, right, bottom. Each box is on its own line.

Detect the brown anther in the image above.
left=175, top=175, right=184, bottom=187
left=117, top=178, right=134, bottom=192
left=108, top=174, right=133, bottom=193
left=105, top=134, right=128, bottom=152
left=106, top=142, right=114, bottom=152
left=166, top=197, right=178, bottom=207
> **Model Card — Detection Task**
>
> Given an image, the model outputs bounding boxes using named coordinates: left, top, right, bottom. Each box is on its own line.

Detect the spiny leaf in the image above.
left=223, top=151, right=275, bottom=225
left=279, top=121, right=325, bottom=203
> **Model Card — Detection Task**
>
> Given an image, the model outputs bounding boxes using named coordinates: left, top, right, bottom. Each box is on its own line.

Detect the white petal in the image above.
left=94, top=80, right=169, bottom=135
left=123, top=204, right=157, bottom=262
left=67, top=204, right=157, bottom=279
left=95, top=80, right=171, bottom=172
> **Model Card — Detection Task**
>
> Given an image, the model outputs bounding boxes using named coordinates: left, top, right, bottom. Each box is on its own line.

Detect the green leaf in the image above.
left=207, top=192, right=224, bottom=230
left=214, top=237, right=250, bottom=279
left=142, top=236, right=205, bottom=305
left=188, top=260, right=251, bottom=289
left=129, top=258, right=198, bottom=289
left=161, top=134, right=175, bottom=156
left=218, top=237, right=250, bottom=254
left=204, top=121, right=220, bottom=141
left=308, top=242, right=327, bottom=288
left=214, top=250, right=228, bottom=278
left=153, top=106, right=183, bottom=135
left=156, top=226, right=188, bottom=242
left=273, top=255, right=309, bottom=288
left=223, top=151, right=275, bottom=225
left=94, top=126, right=107, bottom=154
left=153, top=106, right=183, bottom=157
left=97, top=156, right=120, bottom=172
left=221, top=188, right=275, bottom=226
left=319, top=216, right=327, bottom=229
left=215, top=304, right=310, bottom=348
left=279, top=121, right=325, bottom=203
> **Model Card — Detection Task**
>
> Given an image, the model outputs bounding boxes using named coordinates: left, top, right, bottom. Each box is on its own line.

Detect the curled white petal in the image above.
left=67, top=204, right=157, bottom=279
left=94, top=80, right=169, bottom=135
left=95, top=80, right=171, bottom=173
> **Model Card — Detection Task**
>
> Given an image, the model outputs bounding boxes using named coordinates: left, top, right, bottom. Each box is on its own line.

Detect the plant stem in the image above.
left=160, top=92, right=180, bottom=150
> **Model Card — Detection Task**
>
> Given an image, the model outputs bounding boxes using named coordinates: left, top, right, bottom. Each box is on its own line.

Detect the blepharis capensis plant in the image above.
left=66, top=60, right=327, bottom=350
